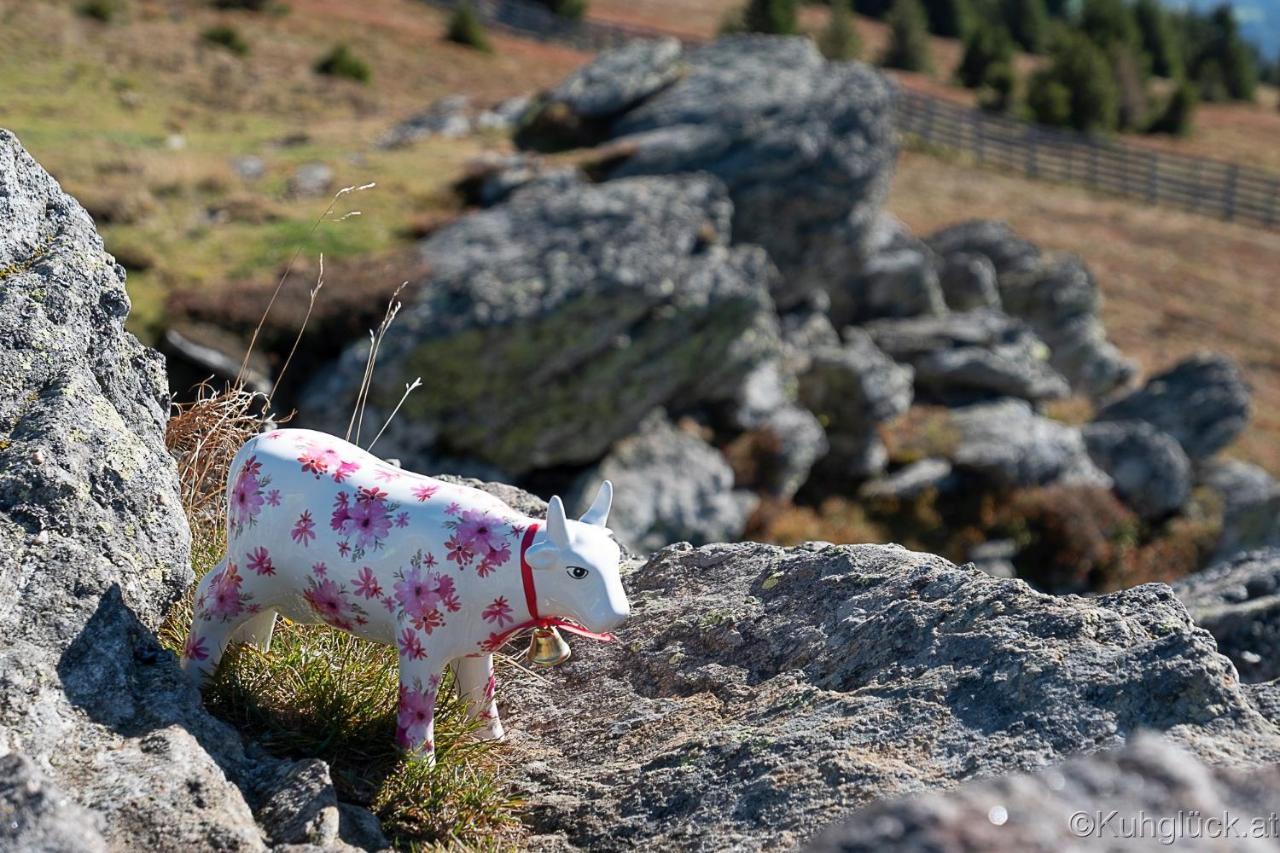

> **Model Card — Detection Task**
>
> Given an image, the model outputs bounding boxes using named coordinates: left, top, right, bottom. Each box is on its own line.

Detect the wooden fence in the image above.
left=427, top=0, right=1280, bottom=229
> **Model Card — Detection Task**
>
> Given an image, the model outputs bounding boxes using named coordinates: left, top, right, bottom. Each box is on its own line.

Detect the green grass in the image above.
left=159, top=520, right=524, bottom=849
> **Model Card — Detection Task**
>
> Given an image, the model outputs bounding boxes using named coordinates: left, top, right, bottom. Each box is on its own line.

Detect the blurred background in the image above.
left=2, top=0, right=1278, bottom=593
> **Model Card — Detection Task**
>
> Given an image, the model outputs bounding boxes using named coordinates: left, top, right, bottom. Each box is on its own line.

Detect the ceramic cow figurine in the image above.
left=181, top=428, right=629, bottom=760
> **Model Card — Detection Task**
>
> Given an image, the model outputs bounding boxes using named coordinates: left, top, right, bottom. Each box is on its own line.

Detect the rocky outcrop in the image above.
left=949, top=399, right=1109, bottom=489
left=505, top=541, right=1280, bottom=850
left=866, top=311, right=1069, bottom=404
left=1083, top=420, right=1192, bottom=521
left=0, top=130, right=371, bottom=852
left=529, top=36, right=898, bottom=310
left=301, top=174, right=780, bottom=476
left=1199, top=459, right=1280, bottom=561
left=569, top=413, right=757, bottom=553
left=938, top=251, right=1000, bottom=311
left=831, top=246, right=947, bottom=326
left=1174, top=549, right=1280, bottom=683
left=809, top=734, right=1280, bottom=852
left=1096, top=353, right=1250, bottom=461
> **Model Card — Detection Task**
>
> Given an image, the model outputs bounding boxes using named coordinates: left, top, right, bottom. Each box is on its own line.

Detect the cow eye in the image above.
left=567, top=566, right=589, bottom=580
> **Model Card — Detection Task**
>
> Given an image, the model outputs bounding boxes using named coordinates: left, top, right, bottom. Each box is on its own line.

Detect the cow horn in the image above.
left=579, top=480, right=612, bottom=527
left=546, top=495, right=570, bottom=547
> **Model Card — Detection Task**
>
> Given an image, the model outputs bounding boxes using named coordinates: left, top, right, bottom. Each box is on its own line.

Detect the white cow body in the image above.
left=181, top=428, right=627, bottom=758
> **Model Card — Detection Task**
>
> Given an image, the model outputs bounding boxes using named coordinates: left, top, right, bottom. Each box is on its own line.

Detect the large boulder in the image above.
left=727, top=361, right=829, bottom=500
left=569, top=413, right=757, bottom=553
left=949, top=399, right=1110, bottom=489
left=301, top=175, right=781, bottom=476
left=925, top=220, right=1042, bottom=276
left=1174, top=549, right=1280, bottom=683
left=503, top=542, right=1280, bottom=849
left=809, top=734, right=1280, bottom=852
left=544, top=36, right=898, bottom=310
left=1199, top=459, right=1280, bottom=561
left=0, top=130, right=369, bottom=851
left=938, top=251, right=1000, bottom=312
left=1083, top=420, right=1192, bottom=520
left=829, top=246, right=947, bottom=326
left=866, top=310, right=1070, bottom=404
left=1096, top=353, right=1251, bottom=461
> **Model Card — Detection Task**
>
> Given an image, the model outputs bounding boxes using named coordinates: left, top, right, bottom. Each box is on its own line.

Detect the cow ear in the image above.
left=546, top=496, right=570, bottom=548
left=525, top=543, right=556, bottom=570
left=579, top=480, right=612, bottom=527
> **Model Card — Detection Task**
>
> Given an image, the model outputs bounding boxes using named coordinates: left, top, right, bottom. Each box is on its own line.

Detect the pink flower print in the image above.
left=359, top=486, right=389, bottom=504
left=330, top=492, right=351, bottom=532
left=247, top=546, right=275, bottom=576
left=266, top=489, right=281, bottom=507
left=480, top=632, right=508, bottom=652
left=382, top=595, right=396, bottom=613
left=485, top=672, right=497, bottom=701
left=265, top=430, right=284, bottom=440
left=395, top=512, right=410, bottom=528
left=333, top=460, right=360, bottom=483
left=229, top=460, right=265, bottom=528
left=298, top=444, right=331, bottom=477
left=337, top=541, right=351, bottom=558
left=304, top=578, right=354, bottom=630
left=398, top=628, right=425, bottom=660
left=424, top=552, right=438, bottom=568
left=412, top=484, right=439, bottom=502
left=291, top=511, right=316, bottom=546
left=312, top=562, right=328, bottom=577
left=354, top=566, right=383, bottom=599
left=445, top=535, right=474, bottom=568
left=344, top=498, right=391, bottom=549
left=445, top=501, right=461, bottom=516
left=183, top=634, right=208, bottom=662
left=396, top=685, right=436, bottom=749
left=394, top=566, right=443, bottom=621
left=208, top=563, right=245, bottom=620
left=376, top=467, right=402, bottom=482
left=482, top=596, right=514, bottom=627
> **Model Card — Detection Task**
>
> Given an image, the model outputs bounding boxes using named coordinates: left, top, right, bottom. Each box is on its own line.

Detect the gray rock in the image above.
left=570, top=413, right=756, bottom=553
left=967, top=538, right=1017, bottom=578
left=379, top=94, right=473, bottom=148
left=254, top=759, right=340, bottom=846
left=809, top=733, right=1280, bottom=853
left=925, top=219, right=1042, bottom=277
left=461, top=152, right=584, bottom=207
left=1199, top=460, right=1280, bottom=561
left=831, top=246, right=947, bottom=326
left=1174, top=549, right=1280, bottom=683
left=546, top=38, right=683, bottom=119
left=866, top=310, right=1069, bottom=404
left=938, top=251, right=1000, bottom=312
left=505, top=542, right=1280, bottom=850
left=287, top=161, right=334, bottom=198
left=0, top=754, right=107, bottom=852
left=798, top=329, right=913, bottom=482
left=475, top=95, right=533, bottom=132
left=1096, top=353, right=1251, bottom=461
left=337, top=803, right=391, bottom=852
left=859, top=458, right=954, bottom=501
left=1083, top=421, right=1192, bottom=521
left=951, top=399, right=1110, bottom=489
left=1000, top=255, right=1136, bottom=400
left=301, top=175, right=781, bottom=475
left=591, top=36, right=897, bottom=310
left=730, top=361, right=828, bottom=499
left=231, top=154, right=265, bottom=182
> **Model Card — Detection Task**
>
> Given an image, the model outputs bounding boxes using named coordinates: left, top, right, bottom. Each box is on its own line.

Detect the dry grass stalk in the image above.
left=347, top=282, right=407, bottom=445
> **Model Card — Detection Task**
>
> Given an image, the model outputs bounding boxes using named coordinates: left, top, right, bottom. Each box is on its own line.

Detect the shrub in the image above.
left=921, top=0, right=970, bottom=38
left=212, top=0, right=271, bottom=9
left=818, top=0, right=861, bottom=59
left=446, top=3, right=492, bottom=52
left=1134, top=0, right=1182, bottom=78
left=314, top=43, right=371, bottom=84
left=1001, top=0, right=1048, bottom=53
left=1002, top=484, right=1139, bottom=593
left=854, top=0, right=894, bottom=18
left=1027, top=29, right=1118, bottom=131
left=957, top=22, right=1013, bottom=88
left=743, top=0, right=798, bottom=34
left=880, top=0, right=932, bottom=72
left=201, top=24, right=250, bottom=56
left=1147, top=79, right=1198, bottom=135
left=77, top=0, right=121, bottom=22
left=534, top=0, right=587, bottom=19
left=977, top=61, right=1017, bottom=112
left=1079, top=0, right=1141, bottom=53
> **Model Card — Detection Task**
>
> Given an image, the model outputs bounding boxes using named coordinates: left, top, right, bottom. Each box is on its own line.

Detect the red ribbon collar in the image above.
left=481, top=522, right=615, bottom=652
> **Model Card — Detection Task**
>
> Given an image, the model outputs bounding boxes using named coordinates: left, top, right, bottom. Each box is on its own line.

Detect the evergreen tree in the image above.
left=1183, top=5, right=1257, bottom=101
left=978, top=61, right=1017, bottom=111
left=446, top=3, right=492, bottom=52
left=1002, top=0, right=1049, bottom=53
left=743, top=0, right=798, bottom=34
left=1027, top=29, right=1118, bottom=131
left=921, top=0, right=970, bottom=38
left=880, top=0, right=933, bottom=71
left=1079, top=0, right=1141, bottom=53
left=957, top=22, right=1014, bottom=88
left=854, top=0, right=894, bottom=19
left=1134, top=0, right=1182, bottom=78
left=819, top=0, right=862, bottom=59
left=1147, top=79, right=1198, bottom=134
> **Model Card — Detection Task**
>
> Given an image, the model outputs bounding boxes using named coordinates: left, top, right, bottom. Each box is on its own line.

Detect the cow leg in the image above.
left=180, top=560, right=238, bottom=686
left=453, top=654, right=504, bottom=740
left=396, top=654, right=445, bottom=765
left=230, top=608, right=278, bottom=652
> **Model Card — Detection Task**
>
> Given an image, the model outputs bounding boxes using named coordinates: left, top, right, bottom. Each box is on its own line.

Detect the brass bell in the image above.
left=526, top=626, right=571, bottom=667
